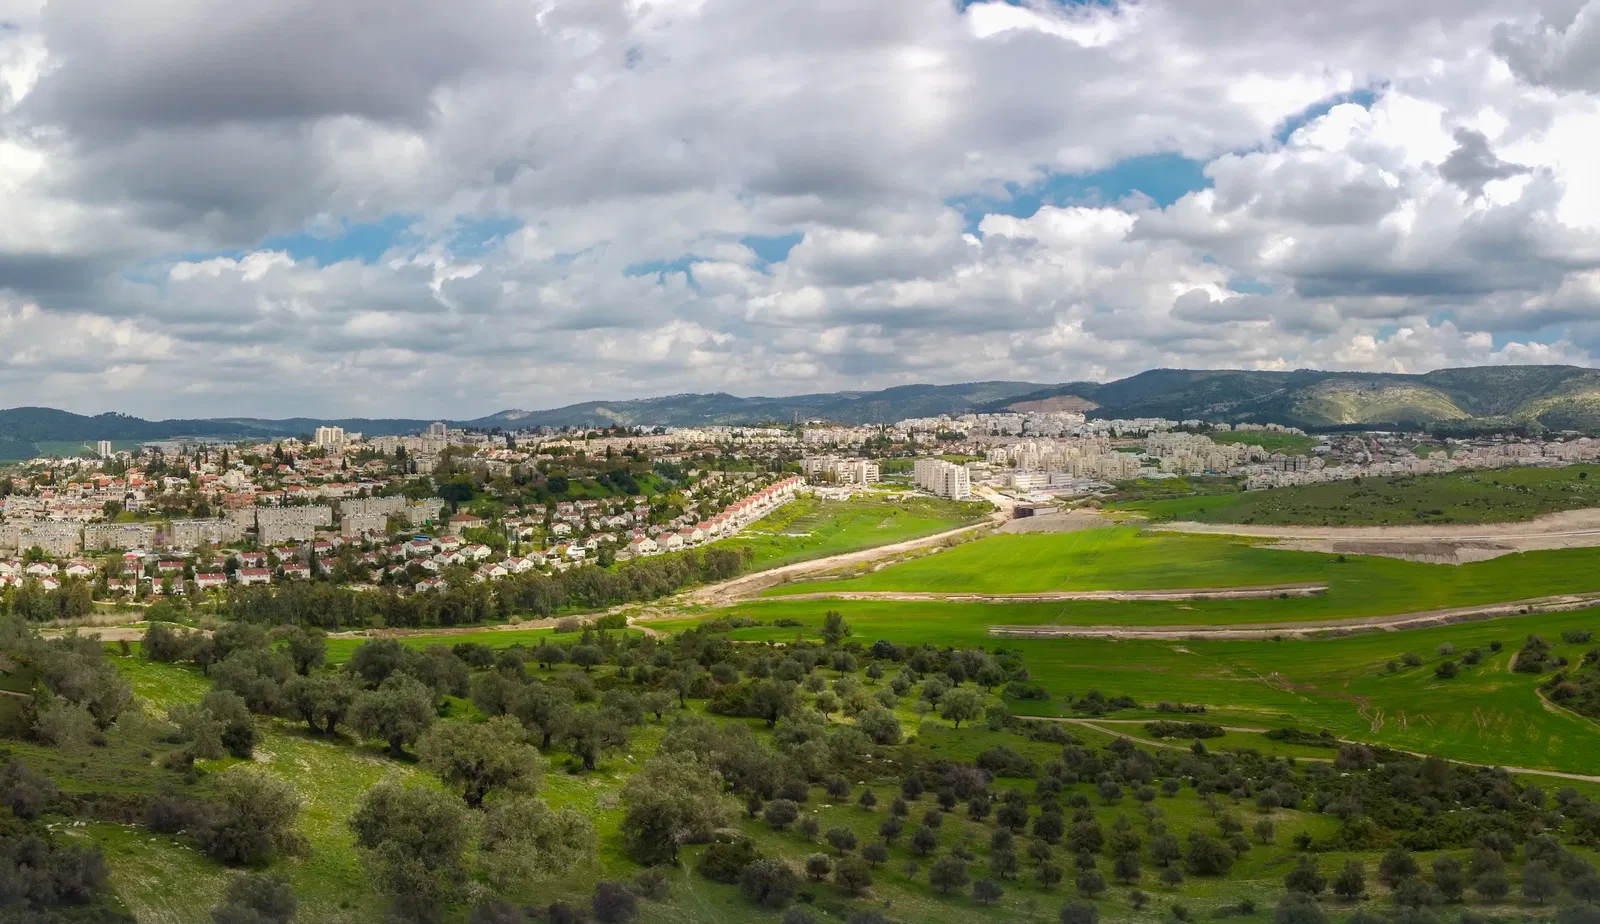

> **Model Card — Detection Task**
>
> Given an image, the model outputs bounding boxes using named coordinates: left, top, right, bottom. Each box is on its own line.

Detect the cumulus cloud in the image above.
left=0, top=0, right=1598, bottom=416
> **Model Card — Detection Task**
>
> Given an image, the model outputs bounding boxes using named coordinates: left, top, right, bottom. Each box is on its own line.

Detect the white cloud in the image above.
left=0, top=0, right=1598, bottom=416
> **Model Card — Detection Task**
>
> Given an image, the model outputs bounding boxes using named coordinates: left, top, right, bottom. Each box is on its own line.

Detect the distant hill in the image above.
left=466, top=382, right=1057, bottom=429
left=983, top=365, right=1600, bottom=430
left=7, top=366, right=1600, bottom=462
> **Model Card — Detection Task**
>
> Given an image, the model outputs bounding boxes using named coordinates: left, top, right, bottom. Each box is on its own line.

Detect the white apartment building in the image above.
left=913, top=458, right=972, bottom=499
left=801, top=455, right=881, bottom=485
left=313, top=426, right=347, bottom=451
left=97, top=440, right=114, bottom=458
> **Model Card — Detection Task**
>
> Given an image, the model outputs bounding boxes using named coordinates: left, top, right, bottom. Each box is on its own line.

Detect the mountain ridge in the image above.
left=7, top=365, right=1600, bottom=461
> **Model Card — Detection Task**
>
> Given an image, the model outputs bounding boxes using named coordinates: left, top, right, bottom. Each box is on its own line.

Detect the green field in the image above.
left=767, top=528, right=1600, bottom=625
left=652, top=604, right=1600, bottom=775
left=1115, top=464, right=1600, bottom=525
left=711, top=494, right=989, bottom=570
left=1210, top=431, right=1320, bottom=454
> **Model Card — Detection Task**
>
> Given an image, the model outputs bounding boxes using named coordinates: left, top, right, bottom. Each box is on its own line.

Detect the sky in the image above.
left=2, top=0, right=1600, bottom=418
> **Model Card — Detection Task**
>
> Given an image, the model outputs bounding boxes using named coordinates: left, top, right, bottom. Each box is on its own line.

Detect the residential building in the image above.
left=913, top=458, right=972, bottom=499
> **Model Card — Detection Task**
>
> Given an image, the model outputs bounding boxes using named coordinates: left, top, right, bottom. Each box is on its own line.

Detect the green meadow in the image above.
left=764, top=527, right=1600, bottom=627
left=711, top=493, right=989, bottom=571
left=655, top=604, right=1600, bottom=775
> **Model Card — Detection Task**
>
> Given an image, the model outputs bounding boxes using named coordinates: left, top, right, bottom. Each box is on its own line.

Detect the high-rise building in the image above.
left=913, top=458, right=972, bottom=499
left=427, top=421, right=448, bottom=438
left=313, top=426, right=347, bottom=451
left=96, top=440, right=113, bottom=458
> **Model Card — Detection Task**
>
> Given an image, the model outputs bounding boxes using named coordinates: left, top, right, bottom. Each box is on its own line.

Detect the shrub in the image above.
left=740, top=857, right=800, bottom=908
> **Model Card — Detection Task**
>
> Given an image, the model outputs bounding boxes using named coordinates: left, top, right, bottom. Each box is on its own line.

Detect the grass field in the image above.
left=710, top=494, right=989, bottom=571
left=1114, top=464, right=1600, bottom=525
left=652, top=604, right=1600, bottom=775
left=767, top=528, right=1600, bottom=624
left=1210, top=431, right=1320, bottom=455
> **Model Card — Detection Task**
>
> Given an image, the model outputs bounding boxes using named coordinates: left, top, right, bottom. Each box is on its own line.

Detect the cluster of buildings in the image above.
left=800, top=456, right=880, bottom=485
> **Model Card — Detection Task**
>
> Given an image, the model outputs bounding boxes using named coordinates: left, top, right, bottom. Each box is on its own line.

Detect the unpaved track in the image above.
left=681, top=514, right=1005, bottom=606
left=1049, top=717, right=1600, bottom=784
left=764, top=582, right=1326, bottom=604
left=990, top=591, right=1600, bottom=640
left=1151, top=506, right=1600, bottom=560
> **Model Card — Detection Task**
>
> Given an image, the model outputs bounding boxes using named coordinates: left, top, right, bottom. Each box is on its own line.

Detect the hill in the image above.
left=986, top=364, right=1600, bottom=430
left=10, top=365, right=1600, bottom=461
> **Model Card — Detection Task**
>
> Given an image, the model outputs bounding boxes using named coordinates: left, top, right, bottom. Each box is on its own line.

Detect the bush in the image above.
left=1144, top=721, right=1224, bottom=739
left=592, top=881, right=638, bottom=923
left=211, top=872, right=297, bottom=924
left=740, top=857, right=800, bottom=908
left=698, top=839, right=760, bottom=884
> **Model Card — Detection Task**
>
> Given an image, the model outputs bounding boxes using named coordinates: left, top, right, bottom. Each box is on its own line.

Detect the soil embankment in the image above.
left=1151, top=507, right=1600, bottom=562
left=765, top=583, right=1326, bottom=604
left=989, top=591, right=1600, bottom=640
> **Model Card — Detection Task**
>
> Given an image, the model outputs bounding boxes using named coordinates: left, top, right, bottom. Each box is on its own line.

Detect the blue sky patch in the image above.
left=740, top=233, right=803, bottom=268
left=951, top=153, right=1210, bottom=233
left=1273, top=87, right=1380, bottom=144
left=262, top=214, right=417, bottom=266
left=447, top=216, right=521, bottom=257
left=624, top=255, right=700, bottom=281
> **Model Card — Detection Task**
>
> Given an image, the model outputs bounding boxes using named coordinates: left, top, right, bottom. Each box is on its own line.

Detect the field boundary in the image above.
left=989, top=591, right=1600, bottom=640
left=760, top=582, right=1327, bottom=604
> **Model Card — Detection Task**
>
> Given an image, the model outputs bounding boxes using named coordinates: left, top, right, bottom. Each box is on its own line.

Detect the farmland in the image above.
left=1115, top=464, right=1600, bottom=526
left=709, top=493, right=989, bottom=570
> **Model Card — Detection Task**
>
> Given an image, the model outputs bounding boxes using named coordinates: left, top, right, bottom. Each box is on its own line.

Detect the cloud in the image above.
left=0, top=0, right=1598, bottom=417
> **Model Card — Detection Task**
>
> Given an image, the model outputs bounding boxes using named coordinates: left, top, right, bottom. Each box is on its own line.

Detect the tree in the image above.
left=765, top=799, right=800, bottom=830
left=566, top=706, right=629, bottom=771
left=350, top=672, right=435, bottom=757
left=826, top=826, right=859, bottom=855
left=856, top=706, right=902, bottom=745
left=592, top=882, right=638, bottom=923
left=619, top=756, right=732, bottom=866
left=929, top=856, right=970, bottom=893
left=478, top=796, right=598, bottom=892
left=1378, top=848, right=1419, bottom=889
left=203, top=689, right=259, bottom=759
left=805, top=853, right=833, bottom=882
left=973, top=876, right=1003, bottom=904
left=1059, top=898, right=1099, bottom=924
left=1432, top=854, right=1465, bottom=902
left=740, top=858, right=800, bottom=907
left=821, top=610, right=851, bottom=646
left=282, top=673, right=357, bottom=736
left=939, top=687, right=986, bottom=728
left=278, top=626, right=327, bottom=675
left=749, top=680, right=798, bottom=729
left=211, top=872, right=297, bottom=924
left=1273, top=892, right=1327, bottom=924
left=570, top=645, right=604, bottom=672
left=1524, top=860, right=1560, bottom=905
left=1113, top=850, right=1142, bottom=884
left=1284, top=855, right=1326, bottom=895
left=1037, top=860, right=1065, bottom=889
left=418, top=716, right=544, bottom=808
left=349, top=780, right=473, bottom=923
left=512, top=681, right=576, bottom=749
left=1332, top=859, right=1365, bottom=901
left=1474, top=870, right=1510, bottom=902
left=1184, top=834, right=1234, bottom=876
left=911, top=824, right=940, bottom=856
left=203, top=769, right=304, bottom=865
left=862, top=841, right=890, bottom=869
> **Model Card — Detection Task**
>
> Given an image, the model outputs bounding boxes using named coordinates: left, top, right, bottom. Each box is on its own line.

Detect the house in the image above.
left=407, top=538, right=436, bottom=557
left=661, top=532, right=684, bottom=551
left=64, top=560, right=97, bottom=578
left=25, top=562, right=57, bottom=577
left=106, top=579, right=135, bottom=594
left=316, top=558, right=337, bottom=574
left=462, top=544, right=492, bottom=561
left=0, top=561, right=19, bottom=579
left=481, top=562, right=509, bottom=580
left=236, top=551, right=266, bottom=568
left=282, top=563, right=311, bottom=580
left=236, top=568, right=272, bottom=586
left=416, top=577, right=445, bottom=592
left=194, top=573, right=228, bottom=590
left=37, top=577, right=61, bottom=591
left=628, top=536, right=658, bottom=556
left=157, top=560, right=185, bottom=574
left=446, top=512, right=485, bottom=536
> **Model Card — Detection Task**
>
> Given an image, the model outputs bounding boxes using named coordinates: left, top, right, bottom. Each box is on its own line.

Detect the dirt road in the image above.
left=1049, top=717, right=1600, bottom=784
left=989, top=591, right=1600, bottom=640
left=761, top=582, right=1327, bottom=604
left=680, top=514, right=1005, bottom=607
left=1151, top=507, right=1600, bottom=561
